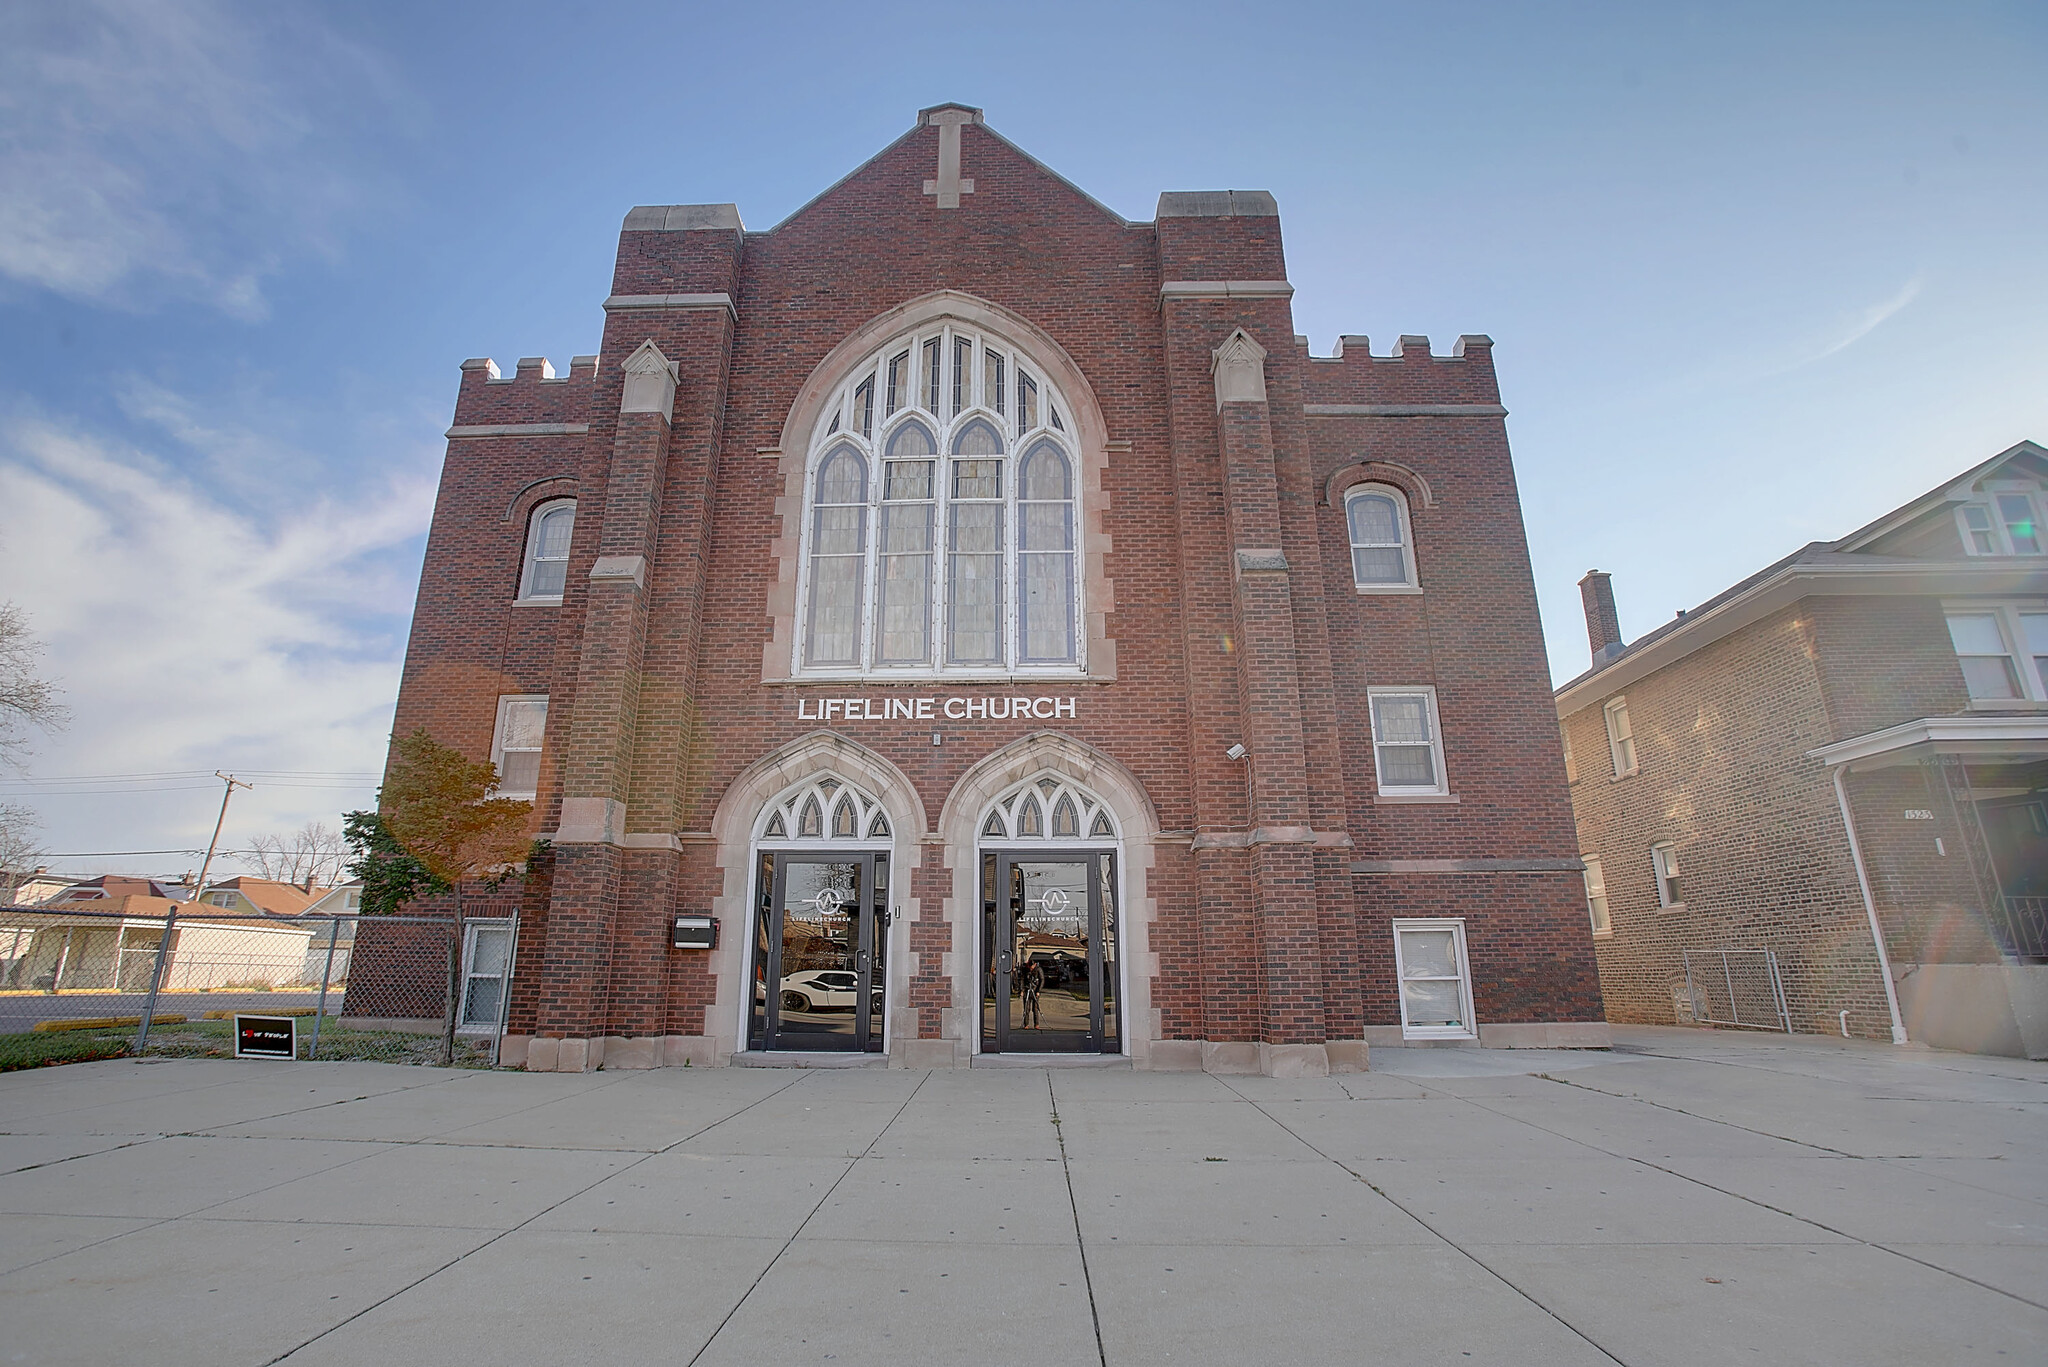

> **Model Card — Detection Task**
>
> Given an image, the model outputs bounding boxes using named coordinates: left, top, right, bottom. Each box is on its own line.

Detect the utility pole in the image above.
left=136, top=773, right=251, bottom=1054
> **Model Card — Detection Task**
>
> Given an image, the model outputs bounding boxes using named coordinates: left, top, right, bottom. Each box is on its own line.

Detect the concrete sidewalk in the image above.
left=1, top=1027, right=2042, bottom=1366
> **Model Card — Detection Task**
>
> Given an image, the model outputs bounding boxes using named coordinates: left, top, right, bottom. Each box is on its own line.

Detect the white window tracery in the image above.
left=977, top=775, right=1120, bottom=845
left=797, top=326, right=1082, bottom=677
left=755, top=775, right=894, bottom=846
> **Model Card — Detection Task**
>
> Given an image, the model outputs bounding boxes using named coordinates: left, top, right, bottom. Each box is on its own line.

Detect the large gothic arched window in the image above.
left=798, top=325, right=1082, bottom=676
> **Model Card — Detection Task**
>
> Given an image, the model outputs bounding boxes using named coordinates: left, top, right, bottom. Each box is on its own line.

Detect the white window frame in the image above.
left=1955, top=484, right=2046, bottom=557
left=1582, top=856, right=1610, bottom=936
left=1651, top=842, right=1683, bottom=910
left=791, top=323, right=1085, bottom=681
left=490, top=694, right=548, bottom=800
left=1391, top=917, right=1478, bottom=1041
left=1944, top=601, right=2048, bottom=704
left=516, top=499, right=576, bottom=603
left=457, top=918, right=515, bottom=1034
left=1342, top=483, right=1420, bottom=593
left=1604, top=696, right=1637, bottom=778
left=1365, top=686, right=1450, bottom=797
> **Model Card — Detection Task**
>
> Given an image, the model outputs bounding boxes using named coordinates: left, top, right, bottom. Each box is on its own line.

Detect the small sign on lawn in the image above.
left=233, top=1014, right=299, bottom=1060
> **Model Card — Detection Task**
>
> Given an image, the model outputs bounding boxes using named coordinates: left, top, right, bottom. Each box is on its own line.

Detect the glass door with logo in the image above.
left=981, top=851, right=1118, bottom=1054
left=749, top=853, right=886, bottom=1052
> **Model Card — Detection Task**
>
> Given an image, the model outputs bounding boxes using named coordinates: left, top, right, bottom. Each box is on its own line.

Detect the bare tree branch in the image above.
left=0, top=602, right=67, bottom=773
left=244, top=820, right=348, bottom=887
left=0, top=803, right=45, bottom=903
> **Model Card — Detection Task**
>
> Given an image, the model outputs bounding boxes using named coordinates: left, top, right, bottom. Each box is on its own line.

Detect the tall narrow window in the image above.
left=1367, top=688, right=1448, bottom=795
left=1604, top=697, right=1637, bottom=777
left=878, top=424, right=936, bottom=664
left=1016, top=370, right=1038, bottom=435
left=948, top=420, right=1005, bottom=664
left=885, top=352, right=909, bottom=416
left=1583, top=856, right=1610, bottom=935
left=1344, top=485, right=1416, bottom=590
left=805, top=446, right=868, bottom=666
left=1017, top=440, right=1076, bottom=663
left=1960, top=504, right=1999, bottom=554
left=492, top=695, right=548, bottom=799
left=518, top=500, right=575, bottom=601
left=853, top=375, right=875, bottom=439
left=953, top=338, right=973, bottom=416
left=985, top=349, right=1005, bottom=415
left=1652, top=843, right=1683, bottom=909
left=922, top=338, right=941, bottom=413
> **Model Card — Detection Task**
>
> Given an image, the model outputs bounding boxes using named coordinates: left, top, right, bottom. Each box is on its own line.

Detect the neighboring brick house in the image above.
left=380, top=105, right=1605, bottom=1074
left=1558, top=440, right=2048, bottom=1059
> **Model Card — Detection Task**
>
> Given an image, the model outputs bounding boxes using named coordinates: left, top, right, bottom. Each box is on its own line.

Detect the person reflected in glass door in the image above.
left=1020, top=956, right=1045, bottom=1030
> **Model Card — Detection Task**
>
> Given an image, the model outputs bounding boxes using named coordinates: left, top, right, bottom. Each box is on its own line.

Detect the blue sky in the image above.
left=2, top=0, right=2044, bottom=877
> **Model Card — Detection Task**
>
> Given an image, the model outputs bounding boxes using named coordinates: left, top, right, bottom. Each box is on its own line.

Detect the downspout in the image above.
left=1831, top=764, right=1910, bottom=1044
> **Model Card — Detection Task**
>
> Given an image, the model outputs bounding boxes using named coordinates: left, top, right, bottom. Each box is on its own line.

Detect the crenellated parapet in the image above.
left=450, top=354, right=599, bottom=429
left=1300, top=333, right=1501, bottom=409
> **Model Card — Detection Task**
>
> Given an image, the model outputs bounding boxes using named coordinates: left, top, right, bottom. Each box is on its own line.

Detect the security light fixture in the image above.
left=1225, top=743, right=1248, bottom=761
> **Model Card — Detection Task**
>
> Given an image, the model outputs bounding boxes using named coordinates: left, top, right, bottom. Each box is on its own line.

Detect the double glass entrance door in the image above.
left=749, top=853, right=887, bottom=1052
left=981, top=851, right=1119, bottom=1054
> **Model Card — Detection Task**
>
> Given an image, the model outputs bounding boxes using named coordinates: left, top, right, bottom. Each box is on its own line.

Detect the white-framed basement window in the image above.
left=1367, top=687, right=1449, bottom=796
left=1945, top=603, right=2048, bottom=702
left=458, top=919, right=514, bottom=1032
left=1956, top=486, right=2046, bottom=557
left=1344, top=484, right=1419, bottom=592
left=491, top=695, right=548, bottom=800
left=1604, top=696, right=1637, bottom=777
left=1392, top=918, right=1477, bottom=1040
left=1651, top=842, right=1683, bottom=910
left=516, top=499, right=575, bottom=602
left=1583, top=855, right=1610, bottom=936
left=795, top=324, right=1083, bottom=679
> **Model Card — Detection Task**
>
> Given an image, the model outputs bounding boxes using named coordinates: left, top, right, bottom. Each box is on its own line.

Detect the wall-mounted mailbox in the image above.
left=672, top=914, right=718, bottom=950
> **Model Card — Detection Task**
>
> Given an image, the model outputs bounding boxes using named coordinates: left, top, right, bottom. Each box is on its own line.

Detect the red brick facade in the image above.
left=385, top=107, right=1605, bottom=1073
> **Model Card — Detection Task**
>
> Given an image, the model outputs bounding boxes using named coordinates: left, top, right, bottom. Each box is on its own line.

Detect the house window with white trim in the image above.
left=1945, top=603, right=2048, bottom=701
left=1957, top=488, right=2046, bottom=557
left=1392, top=918, right=1476, bottom=1039
left=1651, top=842, right=1683, bottom=909
left=1583, top=856, right=1610, bottom=935
left=517, top=500, right=575, bottom=601
left=1367, top=687, right=1448, bottom=796
left=1344, top=484, right=1417, bottom=591
left=796, top=324, right=1082, bottom=677
left=1604, top=696, right=1637, bottom=777
left=491, top=695, right=548, bottom=800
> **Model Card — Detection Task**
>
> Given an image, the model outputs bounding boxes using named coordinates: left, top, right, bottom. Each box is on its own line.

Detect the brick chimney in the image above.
left=1579, top=570, right=1624, bottom=666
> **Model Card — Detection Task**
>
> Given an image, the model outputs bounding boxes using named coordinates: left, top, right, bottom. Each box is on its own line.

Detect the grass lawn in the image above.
left=0, top=1019, right=497, bottom=1071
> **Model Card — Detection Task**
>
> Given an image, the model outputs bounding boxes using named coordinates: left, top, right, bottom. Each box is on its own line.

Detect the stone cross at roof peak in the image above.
left=921, top=104, right=983, bottom=210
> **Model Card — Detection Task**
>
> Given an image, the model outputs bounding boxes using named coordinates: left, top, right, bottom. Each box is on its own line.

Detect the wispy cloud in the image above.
left=0, top=406, right=435, bottom=864
left=1802, top=276, right=1922, bottom=366
left=0, top=0, right=404, bottom=319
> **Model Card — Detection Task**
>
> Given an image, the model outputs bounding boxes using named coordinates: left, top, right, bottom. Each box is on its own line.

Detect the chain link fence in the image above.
left=0, top=906, right=518, bottom=1071
left=1681, top=948, right=1792, bottom=1033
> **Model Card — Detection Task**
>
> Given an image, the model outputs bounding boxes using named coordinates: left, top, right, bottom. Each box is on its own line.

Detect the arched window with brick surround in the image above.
left=1343, top=483, right=1417, bottom=592
left=517, top=499, right=575, bottom=602
left=796, top=325, right=1083, bottom=677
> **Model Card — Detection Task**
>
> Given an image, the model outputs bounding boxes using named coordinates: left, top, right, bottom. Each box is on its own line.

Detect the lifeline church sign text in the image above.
left=796, top=694, right=1079, bottom=723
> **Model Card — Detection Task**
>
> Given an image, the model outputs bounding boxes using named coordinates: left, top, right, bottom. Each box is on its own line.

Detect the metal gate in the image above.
left=1682, top=948, right=1791, bottom=1032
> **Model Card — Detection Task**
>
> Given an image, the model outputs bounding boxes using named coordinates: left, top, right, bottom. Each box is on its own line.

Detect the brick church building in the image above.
left=386, top=104, right=1606, bottom=1073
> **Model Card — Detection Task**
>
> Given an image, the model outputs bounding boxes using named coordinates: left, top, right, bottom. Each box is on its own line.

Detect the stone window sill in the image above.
left=1374, top=793, right=1460, bottom=805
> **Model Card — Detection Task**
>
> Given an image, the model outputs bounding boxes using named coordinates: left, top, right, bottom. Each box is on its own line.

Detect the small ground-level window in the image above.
left=492, top=694, right=548, bottom=799
left=1392, top=918, right=1477, bottom=1040
left=1583, top=856, right=1610, bottom=935
left=1652, top=842, right=1683, bottom=909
